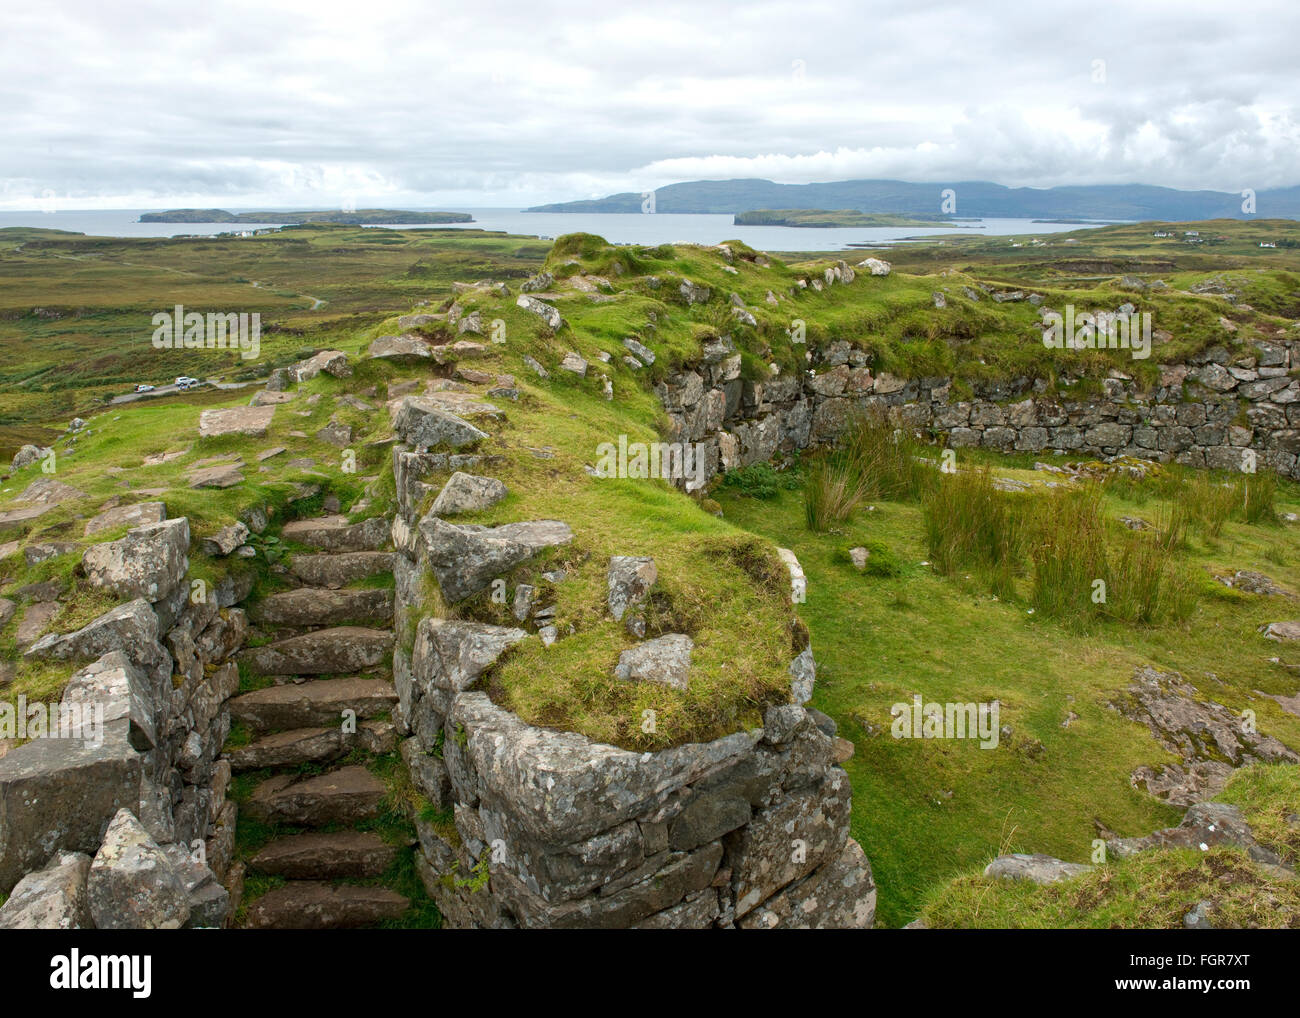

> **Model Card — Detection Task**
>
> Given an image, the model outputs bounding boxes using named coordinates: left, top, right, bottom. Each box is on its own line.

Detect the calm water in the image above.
left=0, top=207, right=1108, bottom=251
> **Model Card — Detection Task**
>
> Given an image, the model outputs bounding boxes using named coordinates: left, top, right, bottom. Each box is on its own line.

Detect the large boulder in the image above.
left=429, top=472, right=507, bottom=516
left=412, top=618, right=528, bottom=693
left=392, top=397, right=489, bottom=450
left=10, top=444, right=52, bottom=472
left=0, top=729, right=143, bottom=893
left=81, top=517, right=189, bottom=603
left=419, top=517, right=573, bottom=602
left=0, top=851, right=92, bottom=929
left=368, top=334, right=432, bottom=360
left=86, top=810, right=191, bottom=929
left=290, top=349, right=351, bottom=381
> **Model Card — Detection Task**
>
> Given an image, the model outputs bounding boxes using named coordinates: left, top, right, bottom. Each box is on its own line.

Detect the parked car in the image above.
left=174, top=376, right=200, bottom=389
left=134, top=383, right=155, bottom=392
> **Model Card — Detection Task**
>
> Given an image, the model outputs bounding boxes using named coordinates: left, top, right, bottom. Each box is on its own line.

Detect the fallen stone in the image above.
left=245, top=881, right=408, bottom=929
left=87, top=809, right=191, bottom=929
left=290, top=349, right=351, bottom=381
left=614, top=634, right=693, bottom=691
left=983, top=853, right=1093, bottom=885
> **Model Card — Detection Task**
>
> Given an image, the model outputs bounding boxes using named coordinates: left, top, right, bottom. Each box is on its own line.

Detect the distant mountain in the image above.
left=525, top=179, right=1300, bottom=221
left=139, top=209, right=473, bottom=225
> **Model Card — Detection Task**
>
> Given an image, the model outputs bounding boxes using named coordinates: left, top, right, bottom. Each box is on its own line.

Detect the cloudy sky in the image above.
left=2, top=0, right=1297, bottom=209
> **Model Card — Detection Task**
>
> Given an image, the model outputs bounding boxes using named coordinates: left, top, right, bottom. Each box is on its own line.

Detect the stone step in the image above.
left=289, top=552, right=394, bottom=588
left=229, top=677, right=397, bottom=733
left=225, top=719, right=397, bottom=770
left=245, top=765, right=387, bottom=827
left=281, top=515, right=390, bottom=552
left=240, top=627, right=394, bottom=675
left=249, top=587, right=394, bottom=628
left=245, top=882, right=408, bottom=929
left=250, top=832, right=398, bottom=879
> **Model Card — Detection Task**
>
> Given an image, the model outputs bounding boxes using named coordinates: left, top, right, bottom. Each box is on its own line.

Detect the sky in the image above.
left=1, top=0, right=1297, bottom=210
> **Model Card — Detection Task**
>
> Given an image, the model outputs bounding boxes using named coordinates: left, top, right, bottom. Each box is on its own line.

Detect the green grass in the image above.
left=717, top=460, right=1300, bottom=928
left=918, top=764, right=1300, bottom=928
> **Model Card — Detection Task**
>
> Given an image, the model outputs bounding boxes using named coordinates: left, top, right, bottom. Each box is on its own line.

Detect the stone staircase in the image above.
left=224, top=516, right=410, bottom=929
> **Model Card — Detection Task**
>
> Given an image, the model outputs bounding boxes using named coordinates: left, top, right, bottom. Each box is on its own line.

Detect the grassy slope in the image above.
left=718, top=460, right=1300, bottom=928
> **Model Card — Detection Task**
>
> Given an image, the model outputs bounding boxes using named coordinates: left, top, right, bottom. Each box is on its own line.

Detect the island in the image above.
left=139, top=209, right=474, bottom=225
left=732, top=208, right=953, bottom=228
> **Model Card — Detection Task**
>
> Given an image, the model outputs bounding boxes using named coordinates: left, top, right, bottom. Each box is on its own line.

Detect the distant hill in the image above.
left=139, top=209, right=474, bottom=225
left=525, top=179, right=1300, bottom=221
left=733, top=208, right=954, bottom=228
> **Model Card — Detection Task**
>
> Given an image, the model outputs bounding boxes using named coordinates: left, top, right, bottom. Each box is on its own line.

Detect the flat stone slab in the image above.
left=84, top=501, right=166, bottom=537
left=245, top=765, right=386, bottom=826
left=289, top=551, right=394, bottom=588
left=984, top=853, right=1093, bottom=885
left=229, top=676, right=397, bottom=729
left=369, top=334, right=433, bottom=360
left=225, top=723, right=392, bottom=770
left=249, top=587, right=394, bottom=627
left=281, top=515, right=390, bottom=552
left=250, top=832, right=398, bottom=879
left=245, top=881, right=408, bottom=929
left=198, top=405, right=275, bottom=438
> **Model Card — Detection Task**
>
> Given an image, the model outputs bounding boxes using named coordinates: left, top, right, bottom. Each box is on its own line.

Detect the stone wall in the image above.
left=656, top=335, right=1300, bottom=484
left=388, top=437, right=877, bottom=929
left=0, top=512, right=256, bottom=928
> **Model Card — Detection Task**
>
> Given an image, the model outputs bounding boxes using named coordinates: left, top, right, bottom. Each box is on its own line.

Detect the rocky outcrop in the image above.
left=1115, top=666, right=1298, bottom=806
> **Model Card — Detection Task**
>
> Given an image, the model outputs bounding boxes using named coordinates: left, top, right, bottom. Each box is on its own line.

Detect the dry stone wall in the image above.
left=656, top=335, right=1300, bottom=483
left=388, top=427, right=877, bottom=929
left=0, top=509, right=256, bottom=928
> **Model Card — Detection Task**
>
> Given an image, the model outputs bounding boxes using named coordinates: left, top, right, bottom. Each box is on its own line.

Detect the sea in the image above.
left=0, top=208, right=1111, bottom=252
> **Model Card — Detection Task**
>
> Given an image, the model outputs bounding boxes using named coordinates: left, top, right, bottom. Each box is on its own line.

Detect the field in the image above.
left=1, top=216, right=1298, bottom=928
